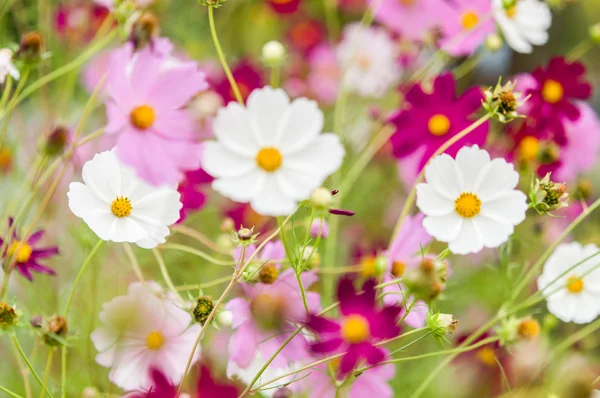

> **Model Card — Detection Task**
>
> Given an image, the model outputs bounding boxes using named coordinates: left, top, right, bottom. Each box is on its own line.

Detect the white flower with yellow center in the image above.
left=416, top=145, right=527, bottom=255
left=492, top=0, right=552, bottom=54
left=0, top=49, right=19, bottom=84
left=91, top=282, right=201, bottom=391
left=537, top=242, right=600, bottom=324
left=67, top=150, right=182, bottom=248
left=203, top=86, right=345, bottom=216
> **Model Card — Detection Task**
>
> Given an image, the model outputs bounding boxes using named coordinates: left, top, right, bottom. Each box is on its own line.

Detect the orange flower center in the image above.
left=341, top=315, right=370, bottom=344
left=518, top=136, right=540, bottom=162
left=111, top=196, right=132, bottom=218
left=455, top=193, right=481, bottom=218
left=566, top=275, right=584, bottom=294
left=146, top=331, right=164, bottom=350
left=428, top=114, right=451, bottom=136
left=542, top=80, right=564, bottom=104
left=8, top=241, right=32, bottom=263
left=130, top=105, right=155, bottom=130
left=461, top=11, right=479, bottom=30
left=505, top=5, right=517, bottom=19
left=256, top=147, right=283, bottom=172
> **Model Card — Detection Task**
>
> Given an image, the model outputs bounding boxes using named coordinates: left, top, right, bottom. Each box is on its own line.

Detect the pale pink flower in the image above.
left=373, top=0, right=451, bottom=41
left=307, top=44, right=340, bottom=105
left=438, top=0, right=495, bottom=56
left=103, top=39, right=208, bottom=185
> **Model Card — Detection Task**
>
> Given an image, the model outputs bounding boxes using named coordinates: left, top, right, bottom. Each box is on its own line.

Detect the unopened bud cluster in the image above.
left=483, top=79, right=527, bottom=123
left=529, top=173, right=569, bottom=216
left=403, top=257, right=449, bottom=303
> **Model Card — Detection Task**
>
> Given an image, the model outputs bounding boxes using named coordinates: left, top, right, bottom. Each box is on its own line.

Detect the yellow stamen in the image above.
left=392, top=261, right=406, bottom=277
left=518, top=136, right=540, bottom=162
left=146, top=331, right=164, bottom=350
left=505, top=5, right=517, bottom=19
left=111, top=197, right=132, bottom=218
left=341, top=314, right=370, bottom=344
left=542, top=80, right=564, bottom=104
left=361, top=256, right=377, bottom=278
left=256, top=147, right=283, bottom=172
left=130, top=105, right=155, bottom=130
left=461, top=11, right=479, bottom=30
left=399, top=0, right=416, bottom=5
left=428, top=114, right=451, bottom=136
left=567, top=275, right=584, bottom=294
left=455, top=193, right=481, bottom=218
left=517, top=319, right=541, bottom=339
left=477, top=347, right=497, bottom=367
left=8, top=241, right=32, bottom=263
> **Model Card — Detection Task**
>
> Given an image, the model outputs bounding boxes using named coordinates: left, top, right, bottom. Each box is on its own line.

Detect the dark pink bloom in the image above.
left=286, top=19, right=325, bottom=55
left=197, top=364, right=240, bottom=398
left=523, top=57, right=592, bottom=145
left=125, top=367, right=177, bottom=398
left=388, top=73, right=489, bottom=169
left=54, top=2, right=110, bottom=44
left=306, top=278, right=401, bottom=375
left=177, top=167, right=213, bottom=223
left=267, top=0, right=301, bottom=14
left=213, top=60, right=263, bottom=104
left=1, top=218, right=58, bottom=281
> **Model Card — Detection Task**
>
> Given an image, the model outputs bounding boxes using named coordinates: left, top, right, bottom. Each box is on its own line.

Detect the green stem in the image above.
left=270, top=66, right=280, bottom=88
left=567, top=39, right=593, bottom=61
left=174, top=275, right=232, bottom=291
left=159, top=243, right=235, bottom=266
left=0, top=67, right=29, bottom=150
left=11, top=335, right=54, bottom=398
left=0, top=385, right=24, bottom=398
left=40, top=349, right=53, bottom=398
left=60, top=348, right=66, bottom=398
left=63, top=240, right=104, bottom=317
left=208, top=6, right=243, bottom=105
left=152, top=248, right=183, bottom=303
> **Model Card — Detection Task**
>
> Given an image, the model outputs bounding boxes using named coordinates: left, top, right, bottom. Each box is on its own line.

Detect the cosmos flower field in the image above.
left=1, top=0, right=600, bottom=397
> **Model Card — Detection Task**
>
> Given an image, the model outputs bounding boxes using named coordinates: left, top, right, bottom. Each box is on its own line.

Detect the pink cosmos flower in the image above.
left=373, top=0, right=448, bottom=41
left=177, top=167, right=214, bottom=223
left=103, top=39, right=208, bottom=185
left=267, top=0, right=301, bottom=14
left=306, top=43, right=340, bottom=105
left=301, top=356, right=395, bottom=397
left=382, top=213, right=432, bottom=328
left=310, top=218, right=329, bottom=238
left=54, top=2, right=109, bottom=44
left=523, top=57, right=592, bottom=145
left=286, top=19, right=325, bottom=55
left=439, top=0, right=495, bottom=56
left=389, top=73, right=489, bottom=169
left=1, top=218, right=58, bottom=281
left=226, top=242, right=320, bottom=369
left=213, top=60, right=263, bottom=104
left=306, top=278, right=401, bottom=375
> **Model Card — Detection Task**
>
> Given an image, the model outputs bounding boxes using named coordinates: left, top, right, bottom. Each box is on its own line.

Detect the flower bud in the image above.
left=483, top=78, right=526, bottom=123
left=273, top=387, right=293, bottom=398
left=17, top=31, right=44, bottom=63
left=42, top=315, right=68, bottom=346
left=485, top=33, right=503, bottom=51
left=310, top=187, right=333, bottom=210
left=234, top=226, right=258, bottom=246
left=261, top=40, right=286, bottom=67
left=30, top=315, right=43, bottom=328
left=517, top=317, right=541, bottom=340
left=529, top=173, right=569, bottom=216
left=301, top=245, right=320, bottom=270
left=130, top=12, right=160, bottom=50
left=575, top=179, right=592, bottom=201
left=590, top=23, right=600, bottom=44
left=199, top=0, right=227, bottom=7
left=44, top=126, right=69, bottom=157
left=193, top=297, right=215, bottom=325
left=258, top=263, right=279, bottom=284
left=0, top=302, right=18, bottom=329
left=216, top=309, right=233, bottom=328
left=404, top=257, right=448, bottom=303
left=426, top=312, right=458, bottom=342
left=221, top=217, right=235, bottom=232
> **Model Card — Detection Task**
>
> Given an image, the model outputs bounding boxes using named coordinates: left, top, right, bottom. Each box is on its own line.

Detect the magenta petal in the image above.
left=432, top=73, right=456, bottom=103
left=27, top=230, right=45, bottom=245
left=16, top=264, right=33, bottom=281
left=310, top=337, right=343, bottom=355
left=363, top=344, right=386, bottom=366
left=339, top=344, right=360, bottom=375
left=27, top=262, right=56, bottom=275
left=32, top=247, right=59, bottom=259
left=307, top=314, right=340, bottom=334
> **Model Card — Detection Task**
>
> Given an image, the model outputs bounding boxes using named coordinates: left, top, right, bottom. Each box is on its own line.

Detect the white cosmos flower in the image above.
left=336, top=23, right=400, bottom=97
left=492, top=0, right=552, bottom=54
left=416, top=145, right=527, bottom=255
left=0, top=49, right=20, bottom=84
left=67, top=149, right=181, bottom=248
left=203, top=86, right=345, bottom=216
left=537, top=242, right=600, bottom=324
left=91, top=282, right=201, bottom=391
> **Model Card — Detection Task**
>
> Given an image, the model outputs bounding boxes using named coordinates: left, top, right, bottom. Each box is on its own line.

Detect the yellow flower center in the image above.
left=428, top=114, right=451, bottom=136
left=0, top=147, right=12, bottom=172
left=146, top=331, right=164, bottom=350
left=542, top=80, right=564, bottom=104
left=566, top=275, right=584, bottom=294
left=111, top=196, right=132, bottom=218
left=399, top=0, right=416, bottom=6
left=517, top=319, right=541, bottom=339
left=256, top=147, right=283, bottom=172
left=361, top=256, right=377, bottom=278
left=356, top=54, right=371, bottom=70
left=518, top=136, right=540, bottom=162
left=477, top=347, right=497, bottom=367
left=461, top=11, right=479, bottom=30
left=455, top=192, right=481, bottom=218
left=130, top=105, right=155, bottom=130
left=8, top=241, right=32, bottom=263
left=505, top=5, right=517, bottom=19
left=392, top=261, right=406, bottom=277
left=341, top=314, right=370, bottom=344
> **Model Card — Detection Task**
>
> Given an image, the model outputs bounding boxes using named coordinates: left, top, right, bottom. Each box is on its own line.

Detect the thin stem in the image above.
left=208, top=6, right=243, bottom=105
left=170, top=224, right=231, bottom=255
left=40, top=349, right=54, bottom=398
left=567, top=39, right=593, bottom=61
left=175, top=275, right=232, bottom=291
left=0, top=385, right=24, bottom=398
left=0, top=67, right=29, bottom=150
left=152, top=248, right=183, bottom=303
left=60, top=348, right=66, bottom=398
left=11, top=335, right=54, bottom=398
left=123, top=243, right=144, bottom=282
left=389, top=113, right=492, bottom=245
left=159, top=243, right=235, bottom=266
left=270, top=66, right=280, bottom=88
left=64, top=240, right=104, bottom=317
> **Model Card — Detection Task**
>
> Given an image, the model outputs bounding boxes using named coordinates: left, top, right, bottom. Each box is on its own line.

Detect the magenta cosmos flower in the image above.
left=389, top=73, right=488, bottom=169
left=213, top=60, right=263, bottom=104
left=104, top=40, right=208, bottom=185
left=226, top=242, right=320, bottom=369
left=373, top=0, right=447, bottom=40
left=1, top=218, right=58, bottom=281
left=523, top=57, right=592, bottom=145
left=439, top=0, right=495, bottom=56
left=267, top=0, right=301, bottom=14
left=306, top=278, right=401, bottom=375
left=177, top=167, right=213, bottom=223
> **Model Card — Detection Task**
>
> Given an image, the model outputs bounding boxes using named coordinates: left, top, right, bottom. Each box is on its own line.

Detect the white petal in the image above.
left=251, top=175, right=297, bottom=216
left=67, top=182, right=107, bottom=218
left=82, top=150, right=123, bottom=203
left=212, top=170, right=267, bottom=203
left=422, top=213, right=462, bottom=243
left=416, top=184, right=455, bottom=216
left=480, top=190, right=527, bottom=225
left=203, top=141, right=256, bottom=178
left=454, top=146, right=490, bottom=192
left=213, top=102, right=260, bottom=156
left=448, top=219, right=483, bottom=255
left=132, top=188, right=182, bottom=226
left=82, top=210, right=118, bottom=241
left=107, top=217, right=148, bottom=242
left=472, top=216, right=514, bottom=248
left=282, top=133, right=344, bottom=179
left=247, top=87, right=290, bottom=146
left=474, top=158, right=519, bottom=201
left=275, top=167, right=323, bottom=201
left=424, top=154, right=463, bottom=200
left=276, top=97, right=324, bottom=154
